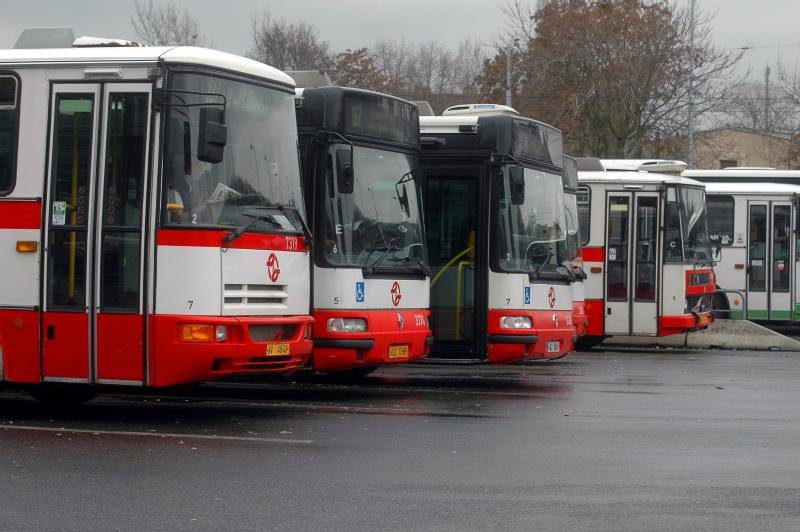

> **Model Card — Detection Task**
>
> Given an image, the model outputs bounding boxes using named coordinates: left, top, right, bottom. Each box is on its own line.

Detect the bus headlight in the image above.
left=499, top=316, right=533, bottom=329
left=327, top=318, right=367, bottom=333
left=215, top=325, right=228, bottom=342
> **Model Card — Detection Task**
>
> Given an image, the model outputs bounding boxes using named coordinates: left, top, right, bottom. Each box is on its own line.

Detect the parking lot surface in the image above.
left=2, top=348, right=800, bottom=530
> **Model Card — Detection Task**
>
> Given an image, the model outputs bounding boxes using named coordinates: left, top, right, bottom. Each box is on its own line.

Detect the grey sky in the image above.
left=1, top=0, right=798, bottom=81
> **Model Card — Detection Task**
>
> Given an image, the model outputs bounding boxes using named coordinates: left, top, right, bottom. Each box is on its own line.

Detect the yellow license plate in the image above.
left=266, top=343, right=290, bottom=356
left=388, top=345, right=409, bottom=359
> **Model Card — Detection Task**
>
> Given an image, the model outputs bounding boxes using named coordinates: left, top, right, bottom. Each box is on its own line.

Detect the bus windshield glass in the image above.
left=664, top=186, right=711, bottom=262
left=495, top=165, right=567, bottom=277
left=322, top=144, right=425, bottom=271
left=561, top=192, right=581, bottom=263
left=161, top=72, right=305, bottom=232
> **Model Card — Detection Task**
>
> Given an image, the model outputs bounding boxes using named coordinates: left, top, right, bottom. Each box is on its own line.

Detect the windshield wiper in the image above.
left=363, top=243, right=400, bottom=275
left=531, top=249, right=554, bottom=279
left=222, top=211, right=283, bottom=245
left=276, top=203, right=314, bottom=249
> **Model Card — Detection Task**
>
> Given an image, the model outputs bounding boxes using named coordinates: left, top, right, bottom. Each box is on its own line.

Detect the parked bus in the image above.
left=0, top=42, right=313, bottom=400
left=563, top=155, right=588, bottom=337
left=419, top=104, right=575, bottom=363
left=683, top=168, right=800, bottom=186
left=703, top=182, right=800, bottom=321
left=296, top=86, right=431, bottom=376
left=575, top=158, right=715, bottom=346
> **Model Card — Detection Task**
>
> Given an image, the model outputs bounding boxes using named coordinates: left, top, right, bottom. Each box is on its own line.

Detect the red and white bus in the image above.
left=419, top=104, right=575, bottom=363
left=0, top=41, right=312, bottom=400
left=575, top=158, right=715, bottom=346
left=296, top=87, right=431, bottom=376
left=562, top=156, right=588, bottom=337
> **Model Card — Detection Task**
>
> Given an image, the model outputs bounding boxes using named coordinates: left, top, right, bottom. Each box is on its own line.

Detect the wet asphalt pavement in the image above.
left=2, top=348, right=800, bottom=531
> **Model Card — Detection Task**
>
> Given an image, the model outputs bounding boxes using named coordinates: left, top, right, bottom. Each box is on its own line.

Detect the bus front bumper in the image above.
left=487, top=309, right=575, bottom=363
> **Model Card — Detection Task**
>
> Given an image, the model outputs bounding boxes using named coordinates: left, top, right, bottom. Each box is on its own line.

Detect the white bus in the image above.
left=576, top=158, right=715, bottom=345
left=0, top=41, right=312, bottom=400
left=704, top=182, right=800, bottom=321
left=419, top=104, right=575, bottom=363
left=296, top=87, right=431, bottom=376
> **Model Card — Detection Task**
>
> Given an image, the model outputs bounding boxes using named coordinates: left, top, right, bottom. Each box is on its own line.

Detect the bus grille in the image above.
left=223, top=283, right=288, bottom=313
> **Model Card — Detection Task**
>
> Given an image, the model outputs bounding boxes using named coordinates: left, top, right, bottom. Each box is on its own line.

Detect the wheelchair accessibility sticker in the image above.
left=524, top=286, right=531, bottom=305
left=356, top=282, right=365, bottom=302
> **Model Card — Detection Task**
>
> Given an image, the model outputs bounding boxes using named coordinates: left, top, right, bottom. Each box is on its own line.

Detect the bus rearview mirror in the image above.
left=509, top=165, right=525, bottom=205
left=336, top=147, right=354, bottom=194
left=198, top=107, right=227, bottom=164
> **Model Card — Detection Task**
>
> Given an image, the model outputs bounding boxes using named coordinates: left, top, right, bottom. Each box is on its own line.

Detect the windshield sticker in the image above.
left=608, top=247, right=617, bottom=261
left=356, top=281, right=365, bottom=303
left=52, top=201, right=66, bottom=226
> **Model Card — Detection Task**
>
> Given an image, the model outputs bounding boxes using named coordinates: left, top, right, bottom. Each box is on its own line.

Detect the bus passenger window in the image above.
left=0, top=75, right=20, bottom=195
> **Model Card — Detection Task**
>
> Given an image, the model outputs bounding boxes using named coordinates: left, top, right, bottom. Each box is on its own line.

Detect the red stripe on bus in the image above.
left=156, top=229, right=309, bottom=252
left=0, top=201, right=42, bottom=229
left=581, top=247, right=604, bottom=262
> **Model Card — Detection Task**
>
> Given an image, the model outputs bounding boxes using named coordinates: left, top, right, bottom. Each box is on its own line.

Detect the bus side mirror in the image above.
left=336, top=147, right=354, bottom=194
left=795, top=198, right=800, bottom=233
left=509, top=165, right=525, bottom=205
left=198, top=107, right=227, bottom=164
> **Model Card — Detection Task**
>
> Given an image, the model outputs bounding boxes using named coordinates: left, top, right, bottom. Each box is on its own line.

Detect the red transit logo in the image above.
left=390, top=281, right=402, bottom=307
left=267, top=253, right=281, bottom=282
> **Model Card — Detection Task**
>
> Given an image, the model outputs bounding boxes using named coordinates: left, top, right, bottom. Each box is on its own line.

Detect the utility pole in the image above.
left=687, top=0, right=696, bottom=168
left=506, top=42, right=513, bottom=108
left=764, top=65, right=771, bottom=131
left=765, top=65, right=772, bottom=166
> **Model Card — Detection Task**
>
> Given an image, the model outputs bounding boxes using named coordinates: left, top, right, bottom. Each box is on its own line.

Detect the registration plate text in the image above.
left=545, top=340, right=561, bottom=353
left=388, top=345, right=409, bottom=359
left=266, top=343, right=290, bottom=356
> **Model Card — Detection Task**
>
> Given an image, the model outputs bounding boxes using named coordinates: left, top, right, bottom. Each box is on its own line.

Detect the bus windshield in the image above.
left=322, top=144, right=425, bottom=272
left=562, top=193, right=580, bottom=263
left=664, top=186, right=711, bottom=262
left=495, top=165, right=567, bottom=277
left=161, top=72, right=305, bottom=232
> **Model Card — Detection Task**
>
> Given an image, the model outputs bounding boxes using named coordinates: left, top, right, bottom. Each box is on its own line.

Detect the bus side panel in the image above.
left=584, top=299, right=605, bottom=337
left=581, top=247, right=605, bottom=336
left=41, top=312, right=89, bottom=379
left=96, top=313, right=144, bottom=382
left=0, top=309, right=40, bottom=383
left=715, top=246, right=746, bottom=319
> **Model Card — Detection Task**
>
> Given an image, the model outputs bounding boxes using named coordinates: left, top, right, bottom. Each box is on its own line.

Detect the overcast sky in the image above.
left=1, top=0, right=797, bottom=81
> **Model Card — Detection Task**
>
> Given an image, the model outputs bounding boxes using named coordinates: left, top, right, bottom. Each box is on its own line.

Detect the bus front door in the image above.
left=42, top=84, right=151, bottom=384
left=605, top=192, right=659, bottom=335
left=747, top=201, right=793, bottom=320
left=425, top=172, right=484, bottom=358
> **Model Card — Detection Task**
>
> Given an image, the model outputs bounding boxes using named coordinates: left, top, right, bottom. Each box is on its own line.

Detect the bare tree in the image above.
left=373, top=38, right=417, bottom=97
left=454, top=38, right=489, bottom=94
left=131, top=0, right=204, bottom=46
left=248, top=11, right=331, bottom=71
left=482, top=0, right=744, bottom=159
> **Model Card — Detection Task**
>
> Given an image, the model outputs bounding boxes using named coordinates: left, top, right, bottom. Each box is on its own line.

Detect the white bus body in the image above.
left=705, top=182, right=800, bottom=321
left=0, top=45, right=312, bottom=388
left=577, top=167, right=715, bottom=340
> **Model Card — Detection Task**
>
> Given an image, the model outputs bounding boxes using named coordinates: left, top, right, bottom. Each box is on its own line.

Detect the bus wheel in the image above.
left=575, top=336, right=606, bottom=351
left=26, top=385, right=97, bottom=406
left=326, top=367, right=377, bottom=380
left=711, top=287, right=730, bottom=317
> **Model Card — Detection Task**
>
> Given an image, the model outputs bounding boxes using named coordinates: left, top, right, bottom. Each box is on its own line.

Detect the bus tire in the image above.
left=26, top=384, right=97, bottom=406
left=575, top=336, right=606, bottom=351
left=711, top=287, right=730, bottom=316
